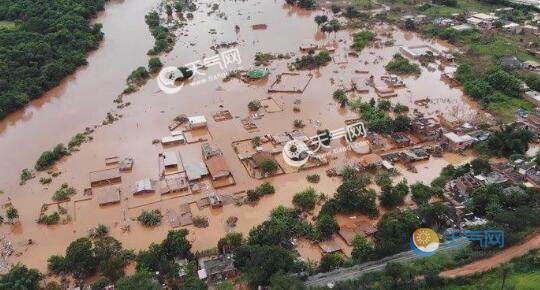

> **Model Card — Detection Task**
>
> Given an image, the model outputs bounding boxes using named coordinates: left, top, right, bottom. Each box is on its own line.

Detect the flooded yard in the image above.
left=0, top=0, right=485, bottom=271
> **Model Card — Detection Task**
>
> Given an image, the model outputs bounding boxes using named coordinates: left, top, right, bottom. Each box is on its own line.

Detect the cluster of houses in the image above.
left=403, top=7, right=540, bottom=39
left=442, top=155, right=540, bottom=230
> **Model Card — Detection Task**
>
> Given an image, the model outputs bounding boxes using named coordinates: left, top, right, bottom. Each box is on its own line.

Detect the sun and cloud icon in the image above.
left=410, top=228, right=440, bottom=256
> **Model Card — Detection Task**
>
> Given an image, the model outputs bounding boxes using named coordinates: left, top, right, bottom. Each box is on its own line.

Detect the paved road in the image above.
left=305, top=238, right=469, bottom=288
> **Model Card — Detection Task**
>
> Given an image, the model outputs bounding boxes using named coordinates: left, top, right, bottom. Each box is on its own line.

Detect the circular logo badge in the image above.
left=157, top=66, right=185, bottom=94
left=282, top=139, right=310, bottom=167
left=410, top=228, right=439, bottom=256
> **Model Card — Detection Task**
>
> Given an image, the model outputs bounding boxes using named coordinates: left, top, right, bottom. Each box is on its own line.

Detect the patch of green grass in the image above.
left=445, top=271, right=540, bottom=290
left=486, top=96, right=534, bottom=123
left=0, top=21, right=16, bottom=30
left=353, top=0, right=375, bottom=9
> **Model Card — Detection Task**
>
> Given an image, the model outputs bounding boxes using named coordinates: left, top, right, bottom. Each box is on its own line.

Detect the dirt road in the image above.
left=440, top=232, right=540, bottom=278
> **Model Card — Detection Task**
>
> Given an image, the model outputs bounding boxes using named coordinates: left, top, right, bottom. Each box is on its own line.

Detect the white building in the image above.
left=188, top=115, right=207, bottom=129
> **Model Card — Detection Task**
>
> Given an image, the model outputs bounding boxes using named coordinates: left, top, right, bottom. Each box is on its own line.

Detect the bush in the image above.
left=319, top=252, right=345, bottom=272
left=293, top=51, right=331, bottom=69
left=351, top=31, right=376, bottom=51
left=315, top=213, right=339, bottom=240
left=256, top=182, right=275, bottom=195
left=193, top=216, right=209, bottom=228
left=306, top=174, right=320, bottom=183
left=148, top=57, right=163, bottom=73
left=248, top=100, right=261, bottom=111
left=48, top=255, right=67, bottom=274
left=35, top=144, right=68, bottom=170
left=260, top=159, right=279, bottom=175
left=126, top=67, right=149, bottom=86
left=293, top=119, right=305, bottom=128
left=137, top=210, right=162, bottom=227
left=52, top=183, right=76, bottom=201
left=410, top=182, right=434, bottom=204
left=351, top=235, right=375, bottom=263
left=93, top=224, right=109, bottom=238
left=38, top=212, right=60, bottom=225
left=293, top=188, right=318, bottom=211
left=385, top=54, right=421, bottom=75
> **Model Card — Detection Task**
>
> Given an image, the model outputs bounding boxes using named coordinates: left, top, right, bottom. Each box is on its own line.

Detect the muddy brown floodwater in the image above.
left=0, top=0, right=483, bottom=271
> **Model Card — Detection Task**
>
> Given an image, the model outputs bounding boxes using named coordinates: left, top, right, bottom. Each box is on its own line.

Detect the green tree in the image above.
left=65, top=237, right=97, bottom=279
left=319, top=252, right=345, bottom=272
left=314, top=15, right=328, bottom=26
left=0, top=264, right=42, bottom=290
left=218, top=232, right=243, bottom=254
left=351, top=235, right=375, bottom=263
left=116, top=271, right=161, bottom=290
left=269, top=272, right=306, bottom=290
left=234, top=244, right=295, bottom=286
left=293, top=187, right=318, bottom=211
left=6, top=207, right=18, bottom=222
left=161, top=229, right=192, bottom=260
left=148, top=57, right=163, bottom=73
left=137, top=210, right=162, bottom=227
left=375, top=210, right=421, bottom=255
left=316, top=214, right=340, bottom=240
left=260, top=159, right=279, bottom=175
left=410, top=182, right=433, bottom=204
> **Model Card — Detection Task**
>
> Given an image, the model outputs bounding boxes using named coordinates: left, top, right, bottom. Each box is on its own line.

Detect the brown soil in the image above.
left=440, top=232, right=540, bottom=278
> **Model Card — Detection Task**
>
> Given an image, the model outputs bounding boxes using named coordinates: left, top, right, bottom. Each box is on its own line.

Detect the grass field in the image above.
left=0, top=21, right=16, bottom=30
left=445, top=270, right=540, bottom=289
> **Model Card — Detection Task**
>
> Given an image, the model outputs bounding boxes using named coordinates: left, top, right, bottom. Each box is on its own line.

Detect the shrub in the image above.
left=306, top=174, right=320, bottom=183
left=385, top=54, right=421, bottom=75
left=52, top=183, right=76, bottom=201
left=351, top=31, right=376, bottom=51
left=148, top=57, right=163, bottom=73
left=260, top=159, right=279, bottom=175
left=293, top=51, right=331, bottom=69
left=248, top=100, right=261, bottom=111
left=20, top=168, right=34, bottom=185
left=137, top=210, right=162, bottom=227
left=293, top=119, right=305, bottom=128
left=256, top=182, right=275, bottom=195
left=35, top=144, right=68, bottom=170
left=293, top=188, right=318, bottom=211
left=319, top=252, right=345, bottom=272
left=94, top=224, right=109, bottom=237
left=39, top=212, right=60, bottom=225
left=193, top=216, right=209, bottom=228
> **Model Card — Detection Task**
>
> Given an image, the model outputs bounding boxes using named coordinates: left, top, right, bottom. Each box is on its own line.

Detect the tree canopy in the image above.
left=0, top=0, right=106, bottom=119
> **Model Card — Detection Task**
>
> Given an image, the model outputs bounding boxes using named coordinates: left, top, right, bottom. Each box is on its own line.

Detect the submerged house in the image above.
left=205, top=155, right=231, bottom=181
left=412, top=117, right=441, bottom=141
left=188, top=115, right=207, bottom=129
left=444, top=132, right=475, bottom=151
left=198, top=255, right=237, bottom=282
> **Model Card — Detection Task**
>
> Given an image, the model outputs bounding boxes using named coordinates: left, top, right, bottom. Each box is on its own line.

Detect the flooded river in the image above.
left=0, top=0, right=481, bottom=271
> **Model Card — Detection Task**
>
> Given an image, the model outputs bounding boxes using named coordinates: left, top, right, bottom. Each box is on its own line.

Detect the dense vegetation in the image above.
left=385, top=54, right=422, bottom=75
left=293, top=51, right=332, bottom=69
left=476, top=124, right=534, bottom=157
left=0, top=0, right=106, bottom=119
left=351, top=31, right=376, bottom=51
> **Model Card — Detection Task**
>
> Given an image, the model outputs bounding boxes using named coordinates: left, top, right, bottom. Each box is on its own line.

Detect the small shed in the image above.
left=97, top=187, right=121, bottom=206
left=133, top=178, right=155, bottom=195
left=188, top=115, right=207, bottom=129
left=163, top=152, right=179, bottom=168
left=89, top=168, right=121, bottom=186
left=185, top=162, right=209, bottom=181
